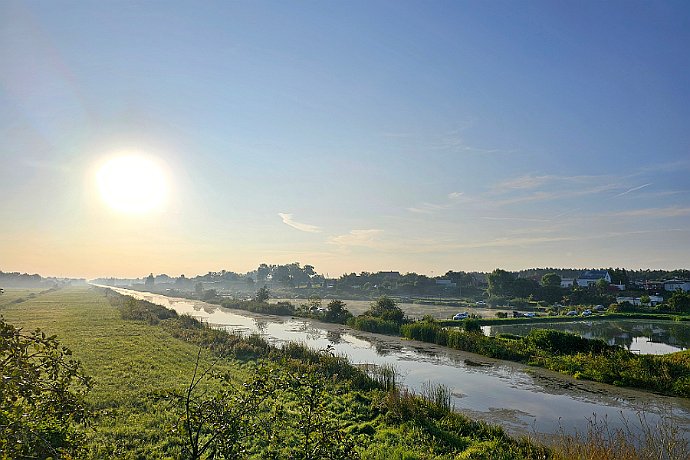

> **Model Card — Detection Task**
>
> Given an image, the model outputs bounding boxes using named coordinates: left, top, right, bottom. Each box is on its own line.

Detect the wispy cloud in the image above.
left=480, top=216, right=551, bottom=223
left=429, top=130, right=505, bottom=154
left=277, top=213, right=321, bottom=233
left=613, top=183, right=651, bottom=197
left=612, top=207, right=690, bottom=218
left=328, top=229, right=383, bottom=247
left=492, top=174, right=555, bottom=191
left=407, top=202, right=452, bottom=214
left=408, top=191, right=464, bottom=214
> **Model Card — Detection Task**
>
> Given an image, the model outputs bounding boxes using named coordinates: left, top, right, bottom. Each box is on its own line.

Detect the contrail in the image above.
left=614, top=183, right=651, bottom=197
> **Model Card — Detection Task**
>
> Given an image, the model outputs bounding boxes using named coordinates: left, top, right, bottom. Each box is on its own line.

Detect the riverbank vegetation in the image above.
left=2, top=287, right=555, bottom=459
left=218, top=288, right=354, bottom=324
left=400, top=318, right=690, bottom=398
left=346, top=296, right=408, bottom=334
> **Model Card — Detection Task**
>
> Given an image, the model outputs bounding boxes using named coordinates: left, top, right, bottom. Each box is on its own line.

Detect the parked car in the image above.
left=453, top=312, right=469, bottom=320
left=593, top=304, right=606, bottom=312
left=581, top=309, right=592, bottom=316
left=566, top=310, right=578, bottom=316
left=522, top=312, right=536, bottom=317
left=475, top=300, right=486, bottom=306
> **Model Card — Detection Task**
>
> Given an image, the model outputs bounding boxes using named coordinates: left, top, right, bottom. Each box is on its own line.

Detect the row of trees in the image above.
left=487, top=269, right=615, bottom=306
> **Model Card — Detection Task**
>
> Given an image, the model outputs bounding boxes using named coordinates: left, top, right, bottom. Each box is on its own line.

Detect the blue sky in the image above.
left=1, top=0, right=689, bottom=278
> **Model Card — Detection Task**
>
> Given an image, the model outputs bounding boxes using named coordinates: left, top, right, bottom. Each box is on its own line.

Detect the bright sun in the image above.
left=96, top=155, right=168, bottom=214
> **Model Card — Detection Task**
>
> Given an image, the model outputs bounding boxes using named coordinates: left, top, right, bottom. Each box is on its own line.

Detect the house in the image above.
left=616, top=295, right=663, bottom=306
left=560, top=278, right=574, bottom=288
left=436, top=279, right=457, bottom=288
left=576, top=270, right=611, bottom=287
left=663, top=279, right=690, bottom=292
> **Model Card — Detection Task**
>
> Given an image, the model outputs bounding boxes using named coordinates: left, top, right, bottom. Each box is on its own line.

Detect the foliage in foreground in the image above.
left=401, top=320, right=690, bottom=397
left=0, top=317, right=92, bottom=459
left=552, top=411, right=689, bottom=460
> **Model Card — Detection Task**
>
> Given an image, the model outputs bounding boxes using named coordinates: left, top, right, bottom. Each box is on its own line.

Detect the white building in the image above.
left=560, top=278, right=574, bottom=288
left=576, top=270, right=612, bottom=287
left=663, top=279, right=690, bottom=292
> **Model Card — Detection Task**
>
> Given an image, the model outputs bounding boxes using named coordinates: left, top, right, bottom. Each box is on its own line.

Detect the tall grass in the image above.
left=552, top=411, right=689, bottom=460
left=420, top=381, right=453, bottom=414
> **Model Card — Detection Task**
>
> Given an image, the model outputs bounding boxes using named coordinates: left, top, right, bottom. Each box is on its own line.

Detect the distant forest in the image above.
left=0, top=271, right=86, bottom=288
left=90, top=263, right=690, bottom=292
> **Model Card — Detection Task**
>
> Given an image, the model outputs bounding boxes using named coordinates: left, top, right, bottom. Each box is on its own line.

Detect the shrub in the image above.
left=524, top=329, right=610, bottom=355
left=463, top=319, right=482, bottom=333
left=348, top=316, right=401, bottom=335
left=1, top=319, right=92, bottom=458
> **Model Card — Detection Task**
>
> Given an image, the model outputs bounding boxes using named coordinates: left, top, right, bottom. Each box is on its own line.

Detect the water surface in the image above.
left=485, top=319, right=690, bottom=355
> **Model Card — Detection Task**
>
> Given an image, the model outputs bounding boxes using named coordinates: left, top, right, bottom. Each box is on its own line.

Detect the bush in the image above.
left=524, top=329, right=611, bottom=355
left=463, top=318, right=482, bottom=333
left=348, top=316, right=401, bottom=335
left=221, top=299, right=295, bottom=315
left=1, top=319, right=92, bottom=458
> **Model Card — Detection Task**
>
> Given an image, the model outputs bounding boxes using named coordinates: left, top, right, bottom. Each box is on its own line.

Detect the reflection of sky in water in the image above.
left=111, top=288, right=690, bottom=438
left=485, top=320, right=689, bottom=355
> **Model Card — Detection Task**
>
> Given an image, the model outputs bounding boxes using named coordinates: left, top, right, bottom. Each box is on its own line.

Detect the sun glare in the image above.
left=96, top=155, right=168, bottom=214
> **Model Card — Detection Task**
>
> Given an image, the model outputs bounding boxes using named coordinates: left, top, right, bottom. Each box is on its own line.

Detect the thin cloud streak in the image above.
left=481, top=216, right=551, bottom=223
left=408, top=191, right=465, bottom=214
left=613, top=183, right=652, bottom=197
left=277, top=213, right=321, bottom=233
left=328, top=229, right=383, bottom=247
left=612, top=207, right=690, bottom=218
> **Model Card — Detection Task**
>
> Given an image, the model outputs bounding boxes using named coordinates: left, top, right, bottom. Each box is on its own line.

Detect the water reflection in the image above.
left=254, top=319, right=268, bottom=335
left=485, top=320, right=690, bottom=355
left=326, top=329, right=343, bottom=344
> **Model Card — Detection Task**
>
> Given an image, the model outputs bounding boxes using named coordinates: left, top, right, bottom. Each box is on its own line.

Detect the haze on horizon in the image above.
left=2, top=1, right=690, bottom=280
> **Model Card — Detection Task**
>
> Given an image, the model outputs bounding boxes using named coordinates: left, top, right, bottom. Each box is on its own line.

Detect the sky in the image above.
left=1, top=0, right=690, bottom=279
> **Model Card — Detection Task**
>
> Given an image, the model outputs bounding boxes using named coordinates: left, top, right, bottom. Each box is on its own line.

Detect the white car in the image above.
left=522, top=312, right=536, bottom=317
left=581, top=310, right=592, bottom=316
left=566, top=310, right=578, bottom=316
left=475, top=301, right=486, bottom=306
left=453, top=312, right=469, bottom=320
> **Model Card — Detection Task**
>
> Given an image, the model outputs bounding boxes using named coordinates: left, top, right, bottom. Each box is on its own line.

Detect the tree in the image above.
left=256, top=263, right=270, bottom=282
left=324, top=300, right=352, bottom=324
left=541, top=273, right=562, bottom=287
left=255, top=285, right=270, bottom=303
left=1, top=319, right=91, bottom=458
left=487, top=269, right=515, bottom=297
left=666, top=290, right=690, bottom=313
left=595, top=278, right=610, bottom=295
left=367, top=296, right=405, bottom=324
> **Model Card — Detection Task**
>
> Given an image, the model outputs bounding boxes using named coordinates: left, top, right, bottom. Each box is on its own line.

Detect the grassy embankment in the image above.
left=1, top=287, right=551, bottom=459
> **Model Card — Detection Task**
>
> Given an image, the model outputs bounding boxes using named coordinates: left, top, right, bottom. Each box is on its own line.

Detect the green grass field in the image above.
left=1, top=286, right=236, bottom=458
